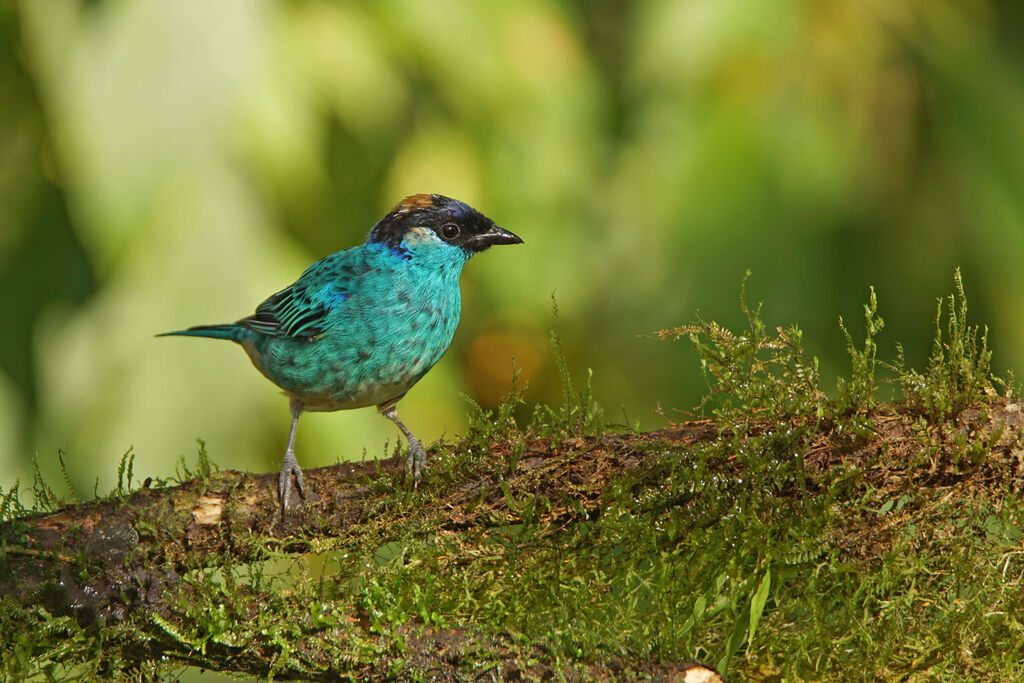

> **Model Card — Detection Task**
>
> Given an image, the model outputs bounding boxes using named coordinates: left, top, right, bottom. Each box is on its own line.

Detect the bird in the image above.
left=159, top=194, right=522, bottom=512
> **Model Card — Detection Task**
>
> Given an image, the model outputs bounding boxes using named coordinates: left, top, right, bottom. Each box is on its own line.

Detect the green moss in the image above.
left=897, top=268, right=996, bottom=421
left=2, top=271, right=1022, bottom=680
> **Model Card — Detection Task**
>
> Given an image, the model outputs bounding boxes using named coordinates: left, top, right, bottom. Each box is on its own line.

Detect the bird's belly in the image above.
left=296, top=379, right=413, bottom=412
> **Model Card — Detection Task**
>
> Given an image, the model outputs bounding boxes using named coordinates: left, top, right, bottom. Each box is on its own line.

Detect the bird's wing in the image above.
left=237, top=250, right=368, bottom=340
left=238, top=286, right=339, bottom=340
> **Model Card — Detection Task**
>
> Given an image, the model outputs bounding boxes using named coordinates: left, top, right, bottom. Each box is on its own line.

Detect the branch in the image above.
left=2, top=399, right=1022, bottom=679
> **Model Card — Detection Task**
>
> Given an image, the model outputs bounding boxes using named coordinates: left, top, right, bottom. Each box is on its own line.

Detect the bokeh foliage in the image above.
left=1, top=0, right=1023, bottom=496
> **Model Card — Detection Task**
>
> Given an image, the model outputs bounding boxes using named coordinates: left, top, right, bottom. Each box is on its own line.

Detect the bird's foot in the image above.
left=379, top=403, right=427, bottom=488
left=406, top=436, right=426, bottom=488
left=278, top=452, right=306, bottom=515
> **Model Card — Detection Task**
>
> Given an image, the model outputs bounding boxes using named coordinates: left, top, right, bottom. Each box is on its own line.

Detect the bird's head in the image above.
left=367, top=194, right=522, bottom=259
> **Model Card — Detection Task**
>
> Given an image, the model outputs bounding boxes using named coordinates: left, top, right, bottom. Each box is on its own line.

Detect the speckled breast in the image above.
left=250, top=264, right=464, bottom=412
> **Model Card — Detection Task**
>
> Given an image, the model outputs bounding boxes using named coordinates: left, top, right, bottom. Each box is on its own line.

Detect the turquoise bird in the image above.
left=160, top=194, right=522, bottom=511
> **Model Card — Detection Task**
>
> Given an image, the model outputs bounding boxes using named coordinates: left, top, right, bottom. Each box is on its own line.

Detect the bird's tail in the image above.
left=157, top=324, right=243, bottom=342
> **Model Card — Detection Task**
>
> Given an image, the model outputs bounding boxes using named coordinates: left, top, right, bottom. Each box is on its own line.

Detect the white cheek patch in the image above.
left=404, top=226, right=444, bottom=246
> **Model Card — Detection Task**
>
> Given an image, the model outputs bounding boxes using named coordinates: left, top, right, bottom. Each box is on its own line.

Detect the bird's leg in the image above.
left=278, top=398, right=306, bottom=514
left=380, top=403, right=426, bottom=486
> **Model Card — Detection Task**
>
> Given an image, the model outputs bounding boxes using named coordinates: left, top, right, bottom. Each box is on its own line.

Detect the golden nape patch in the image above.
left=393, top=194, right=435, bottom=213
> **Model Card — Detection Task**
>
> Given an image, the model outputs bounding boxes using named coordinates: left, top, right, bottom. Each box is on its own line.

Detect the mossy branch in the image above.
left=3, top=397, right=1024, bottom=680
left=3, top=272, right=1022, bottom=681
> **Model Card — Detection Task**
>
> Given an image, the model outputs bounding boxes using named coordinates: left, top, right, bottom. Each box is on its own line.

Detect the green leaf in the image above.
left=717, top=607, right=750, bottom=674
left=748, top=565, right=772, bottom=647
left=693, top=595, right=707, bottom=620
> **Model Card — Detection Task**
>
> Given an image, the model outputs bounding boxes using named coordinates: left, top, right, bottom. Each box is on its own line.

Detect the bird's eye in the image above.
left=440, top=223, right=460, bottom=241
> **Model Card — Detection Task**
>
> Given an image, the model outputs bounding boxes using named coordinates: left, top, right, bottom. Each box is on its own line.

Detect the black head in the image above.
left=367, top=194, right=522, bottom=255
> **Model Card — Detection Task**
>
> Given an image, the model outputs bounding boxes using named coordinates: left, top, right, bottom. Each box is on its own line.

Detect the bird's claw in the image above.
left=406, top=437, right=426, bottom=488
left=380, top=404, right=427, bottom=489
left=278, top=453, right=306, bottom=515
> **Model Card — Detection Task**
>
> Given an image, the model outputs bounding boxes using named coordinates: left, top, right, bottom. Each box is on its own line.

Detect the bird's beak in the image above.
left=466, top=225, right=523, bottom=252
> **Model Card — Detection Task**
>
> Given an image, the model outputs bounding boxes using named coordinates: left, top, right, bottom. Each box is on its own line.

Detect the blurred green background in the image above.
left=2, top=0, right=1023, bottom=497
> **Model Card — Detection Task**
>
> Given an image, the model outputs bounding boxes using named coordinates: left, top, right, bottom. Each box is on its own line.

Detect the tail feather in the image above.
left=157, top=324, right=242, bottom=342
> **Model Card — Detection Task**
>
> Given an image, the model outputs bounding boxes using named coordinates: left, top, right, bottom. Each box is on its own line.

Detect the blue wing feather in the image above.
left=236, top=249, right=369, bottom=340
